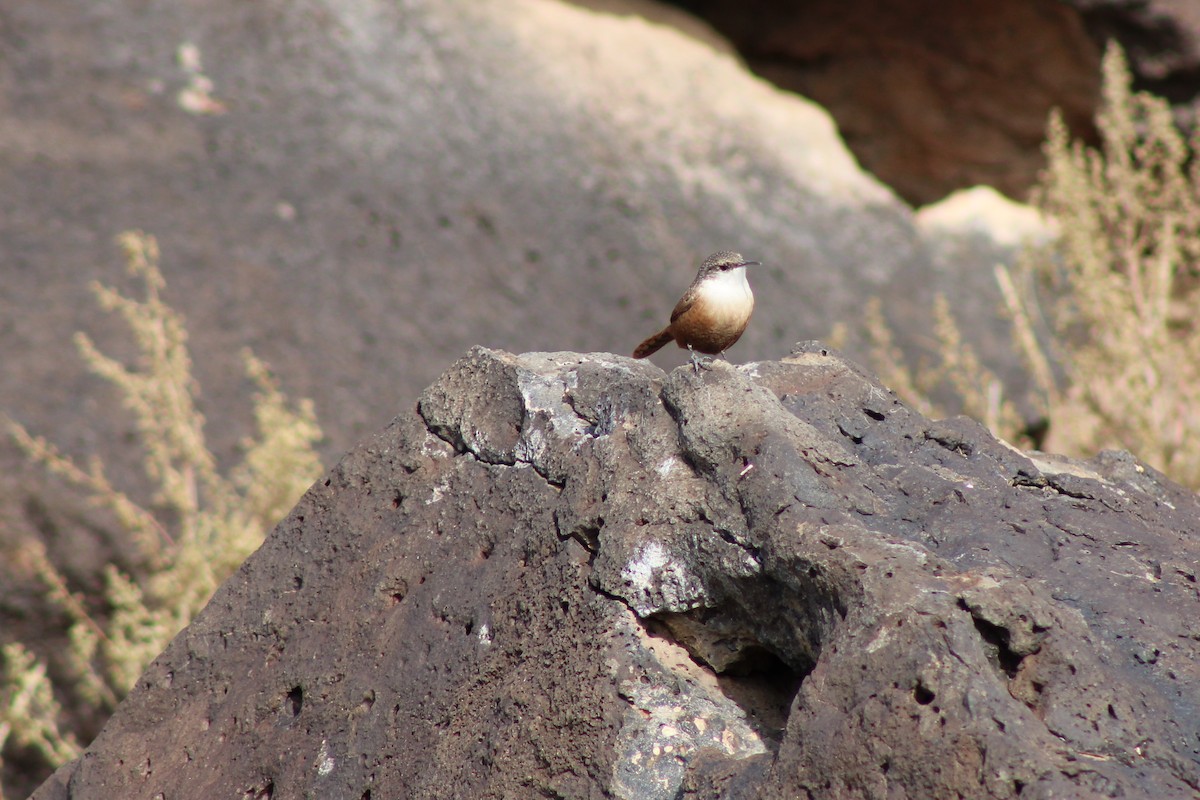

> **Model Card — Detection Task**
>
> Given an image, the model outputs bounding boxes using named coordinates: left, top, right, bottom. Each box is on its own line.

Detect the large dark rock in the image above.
left=661, top=0, right=1102, bottom=205
left=656, top=0, right=1200, bottom=205
left=35, top=346, right=1200, bottom=799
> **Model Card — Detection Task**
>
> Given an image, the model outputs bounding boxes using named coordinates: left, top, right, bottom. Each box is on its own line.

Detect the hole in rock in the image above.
left=913, top=682, right=935, bottom=705
left=559, top=522, right=601, bottom=553
left=647, top=613, right=811, bottom=745
left=244, top=780, right=274, bottom=800
left=726, top=645, right=806, bottom=737
left=287, top=686, right=303, bottom=717
left=968, top=612, right=1024, bottom=679
left=721, top=644, right=795, bottom=678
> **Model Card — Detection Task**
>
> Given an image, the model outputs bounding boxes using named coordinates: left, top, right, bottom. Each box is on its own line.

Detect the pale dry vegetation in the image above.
left=0, top=232, right=323, bottom=796
left=858, top=43, right=1200, bottom=488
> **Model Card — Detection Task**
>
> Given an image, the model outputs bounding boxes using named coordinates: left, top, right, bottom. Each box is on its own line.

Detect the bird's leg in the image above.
left=687, top=345, right=713, bottom=373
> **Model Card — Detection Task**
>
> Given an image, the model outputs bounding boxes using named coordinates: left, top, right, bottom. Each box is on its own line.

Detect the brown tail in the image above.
left=633, top=327, right=674, bottom=358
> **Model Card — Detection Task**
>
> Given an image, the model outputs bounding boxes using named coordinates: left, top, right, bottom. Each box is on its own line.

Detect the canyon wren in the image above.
left=632, top=251, right=760, bottom=368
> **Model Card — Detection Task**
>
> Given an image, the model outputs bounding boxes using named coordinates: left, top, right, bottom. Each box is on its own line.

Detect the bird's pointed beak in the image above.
left=741, top=260, right=761, bottom=267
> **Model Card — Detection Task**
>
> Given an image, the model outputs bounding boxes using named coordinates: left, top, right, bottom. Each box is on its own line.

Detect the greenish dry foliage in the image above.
left=0, top=644, right=80, bottom=769
left=858, top=296, right=1027, bottom=445
left=859, top=43, right=1200, bottom=487
left=0, top=232, right=323, bottom=791
left=1014, top=42, right=1200, bottom=483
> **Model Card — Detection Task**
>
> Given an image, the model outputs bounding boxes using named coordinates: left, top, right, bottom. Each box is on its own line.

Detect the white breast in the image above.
left=701, top=267, right=754, bottom=325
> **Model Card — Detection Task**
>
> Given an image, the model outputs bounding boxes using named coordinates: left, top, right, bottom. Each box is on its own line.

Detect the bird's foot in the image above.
left=688, top=346, right=714, bottom=374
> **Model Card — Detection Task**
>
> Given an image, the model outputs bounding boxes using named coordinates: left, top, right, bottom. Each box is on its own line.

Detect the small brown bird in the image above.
left=633, top=251, right=760, bottom=368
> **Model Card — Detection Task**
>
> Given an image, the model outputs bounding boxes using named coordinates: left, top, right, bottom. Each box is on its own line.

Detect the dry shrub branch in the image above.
left=860, top=43, right=1200, bottom=487
left=1, top=232, right=323, bottom=794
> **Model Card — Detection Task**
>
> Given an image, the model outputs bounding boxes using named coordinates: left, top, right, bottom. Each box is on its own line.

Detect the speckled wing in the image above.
left=668, top=291, right=695, bottom=324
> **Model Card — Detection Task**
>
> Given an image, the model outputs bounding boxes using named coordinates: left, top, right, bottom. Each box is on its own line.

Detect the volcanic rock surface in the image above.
left=34, top=346, right=1200, bottom=799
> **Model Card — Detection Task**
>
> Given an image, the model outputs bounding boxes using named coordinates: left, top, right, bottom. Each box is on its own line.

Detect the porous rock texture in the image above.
left=35, top=346, right=1200, bottom=799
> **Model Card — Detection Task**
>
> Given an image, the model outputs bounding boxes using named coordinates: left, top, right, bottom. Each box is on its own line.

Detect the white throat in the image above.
left=700, top=266, right=752, bottom=304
